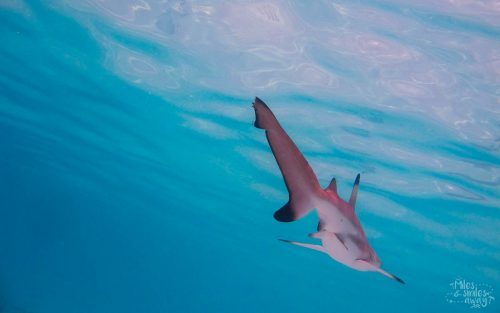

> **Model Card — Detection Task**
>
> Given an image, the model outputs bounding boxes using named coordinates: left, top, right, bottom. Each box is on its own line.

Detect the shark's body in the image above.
left=253, top=97, right=403, bottom=283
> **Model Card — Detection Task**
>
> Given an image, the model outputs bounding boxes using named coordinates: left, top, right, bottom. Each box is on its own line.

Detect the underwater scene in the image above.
left=0, top=1, right=499, bottom=312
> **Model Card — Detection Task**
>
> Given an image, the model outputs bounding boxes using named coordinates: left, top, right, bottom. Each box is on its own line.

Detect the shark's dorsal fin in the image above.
left=349, top=174, right=360, bottom=208
left=325, top=177, right=337, bottom=193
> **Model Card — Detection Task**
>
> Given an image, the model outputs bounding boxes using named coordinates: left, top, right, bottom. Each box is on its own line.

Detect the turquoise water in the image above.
left=1, top=1, right=499, bottom=312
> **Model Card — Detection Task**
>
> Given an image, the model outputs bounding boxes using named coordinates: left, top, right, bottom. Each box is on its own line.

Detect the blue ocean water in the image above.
left=0, top=1, right=499, bottom=312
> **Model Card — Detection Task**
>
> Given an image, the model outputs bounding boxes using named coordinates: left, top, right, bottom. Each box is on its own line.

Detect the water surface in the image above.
left=0, top=1, right=499, bottom=312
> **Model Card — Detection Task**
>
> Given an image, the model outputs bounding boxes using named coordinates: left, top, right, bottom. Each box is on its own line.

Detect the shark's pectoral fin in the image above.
left=279, top=239, right=326, bottom=253
left=308, top=231, right=348, bottom=250
left=377, top=268, right=405, bottom=284
left=356, top=260, right=405, bottom=284
left=308, top=231, right=323, bottom=239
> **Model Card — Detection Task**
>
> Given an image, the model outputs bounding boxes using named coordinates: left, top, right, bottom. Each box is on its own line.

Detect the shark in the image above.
left=252, top=97, right=404, bottom=284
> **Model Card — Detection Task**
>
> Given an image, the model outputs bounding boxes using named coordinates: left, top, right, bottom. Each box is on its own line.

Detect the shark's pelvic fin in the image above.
left=317, top=220, right=324, bottom=231
left=349, top=174, right=360, bottom=208
left=279, top=239, right=326, bottom=253
left=253, top=97, right=321, bottom=222
left=333, top=233, right=348, bottom=250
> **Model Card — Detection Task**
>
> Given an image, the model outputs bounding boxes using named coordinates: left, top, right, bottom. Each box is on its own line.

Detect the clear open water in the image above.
left=0, top=1, right=499, bottom=312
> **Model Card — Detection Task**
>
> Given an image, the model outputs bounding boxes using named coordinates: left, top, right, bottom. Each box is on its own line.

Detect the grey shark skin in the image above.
left=253, top=97, right=404, bottom=284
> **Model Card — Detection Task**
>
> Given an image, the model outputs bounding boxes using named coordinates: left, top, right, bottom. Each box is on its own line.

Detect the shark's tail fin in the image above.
left=253, top=97, right=277, bottom=130
left=252, top=96, right=321, bottom=222
left=376, top=268, right=405, bottom=284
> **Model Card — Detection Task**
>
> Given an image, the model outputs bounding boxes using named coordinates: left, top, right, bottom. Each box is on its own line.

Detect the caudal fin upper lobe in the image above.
left=252, top=97, right=321, bottom=222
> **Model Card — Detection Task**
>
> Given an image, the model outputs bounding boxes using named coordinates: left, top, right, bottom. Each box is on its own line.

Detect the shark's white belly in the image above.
left=315, top=199, right=370, bottom=263
left=315, top=201, right=357, bottom=234
left=321, top=233, right=357, bottom=269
